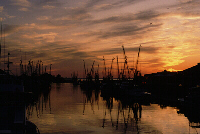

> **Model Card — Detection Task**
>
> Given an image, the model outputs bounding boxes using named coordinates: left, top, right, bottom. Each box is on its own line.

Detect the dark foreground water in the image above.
left=27, top=83, right=200, bottom=134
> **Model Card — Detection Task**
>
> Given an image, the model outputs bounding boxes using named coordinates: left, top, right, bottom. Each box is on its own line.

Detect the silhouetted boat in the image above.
left=183, top=85, right=200, bottom=106
left=119, top=81, right=151, bottom=101
left=0, top=72, right=24, bottom=92
left=0, top=98, right=40, bottom=134
left=0, top=52, right=24, bottom=92
left=0, top=67, right=39, bottom=133
left=0, top=85, right=40, bottom=134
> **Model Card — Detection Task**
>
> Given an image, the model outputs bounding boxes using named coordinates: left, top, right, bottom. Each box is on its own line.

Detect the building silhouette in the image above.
left=144, top=63, right=200, bottom=97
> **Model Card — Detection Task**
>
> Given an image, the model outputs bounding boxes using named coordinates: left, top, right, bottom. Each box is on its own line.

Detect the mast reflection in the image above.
left=82, top=87, right=100, bottom=115
left=81, top=86, right=145, bottom=133
left=26, top=85, right=52, bottom=119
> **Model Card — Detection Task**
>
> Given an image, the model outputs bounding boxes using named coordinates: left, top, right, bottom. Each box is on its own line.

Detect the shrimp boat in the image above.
left=0, top=89, right=40, bottom=134
left=0, top=53, right=39, bottom=134
left=0, top=53, right=24, bottom=92
left=0, top=72, right=24, bottom=92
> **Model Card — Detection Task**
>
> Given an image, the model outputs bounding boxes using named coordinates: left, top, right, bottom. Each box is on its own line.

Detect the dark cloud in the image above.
left=34, top=52, right=48, bottom=59
left=93, top=0, right=146, bottom=11
left=49, top=0, right=148, bottom=24
left=33, top=42, right=97, bottom=61
left=94, top=23, right=163, bottom=39
left=91, top=46, right=160, bottom=56
left=149, top=62, right=165, bottom=68
left=9, top=49, right=47, bottom=61
left=78, top=10, right=163, bottom=41
left=135, top=10, right=161, bottom=20
left=167, top=45, right=175, bottom=49
left=85, top=0, right=102, bottom=9
left=139, top=46, right=161, bottom=54
left=71, top=51, right=96, bottom=59
left=87, top=10, right=161, bottom=26
left=30, top=0, right=63, bottom=7
left=164, top=0, right=200, bottom=15
left=90, top=14, right=135, bottom=24
left=145, top=58, right=162, bottom=64
left=3, top=24, right=20, bottom=35
left=91, top=47, right=122, bottom=55
left=68, top=8, right=92, bottom=20
left=140, top=58, right=165, bottom=69
left=176, top=0, right=200, bottom=7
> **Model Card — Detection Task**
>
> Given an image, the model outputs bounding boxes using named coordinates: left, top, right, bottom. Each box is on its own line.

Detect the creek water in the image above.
left=27, top=83, right=200, bottom=134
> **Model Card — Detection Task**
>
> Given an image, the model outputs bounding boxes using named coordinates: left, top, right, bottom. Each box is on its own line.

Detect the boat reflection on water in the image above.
left=82, top=87, right=157, bottom=133
left=26, top=85, right=52, bottom=119
left=177, top=86, right=200, bottom=129
left=82, top=88, right=100, bottom=115
left=0, top=90, right=40, bottom=134
left=0, top=56, right=41, bottom=133
left=101, top=100, right=143, bottom=133
left=82, top=84, right=200, bottom=133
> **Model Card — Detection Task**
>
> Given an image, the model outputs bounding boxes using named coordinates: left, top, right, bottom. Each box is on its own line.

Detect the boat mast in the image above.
left=103, top=56, right=106, bottom=78
left=122, top=45, right=128, bottom=77
left=0, top=21, right=2, bottom=69
left=4, top=52, right=13, bottom=74
left=25, top=52, right=26, bottom=74
left=110, top=57, right=115, bottom=78
left=83, top=60, right=86, bottom=78
left=135, top=44, right=141, bottom=77
left=116, top=56, right=119, bottom=80
left=4, top=29, right=5, bottom=70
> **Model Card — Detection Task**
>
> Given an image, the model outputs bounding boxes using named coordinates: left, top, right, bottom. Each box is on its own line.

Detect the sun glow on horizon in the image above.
left=167, top=68, right=183, bottom=72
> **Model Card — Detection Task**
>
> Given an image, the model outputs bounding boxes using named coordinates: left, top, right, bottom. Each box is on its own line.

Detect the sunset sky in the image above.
left=0, top=0, right=200, bottom=78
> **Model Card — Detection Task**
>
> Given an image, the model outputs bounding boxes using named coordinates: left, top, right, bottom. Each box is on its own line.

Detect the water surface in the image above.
left=27, top=83, right=200, bottom=134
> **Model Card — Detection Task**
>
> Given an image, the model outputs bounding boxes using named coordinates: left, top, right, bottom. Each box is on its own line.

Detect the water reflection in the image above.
left=26, top=83, right=200, bottom=134
left=177, top=102, right=200, bottom=129
left=101, top=101, right=143, bottom=133
left=26, top=86, right=52, bottom=119
left=82, top=89, right=100, bottom=115
left=55, top=83, right=62, bottom=92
